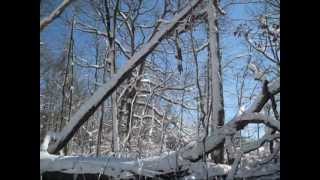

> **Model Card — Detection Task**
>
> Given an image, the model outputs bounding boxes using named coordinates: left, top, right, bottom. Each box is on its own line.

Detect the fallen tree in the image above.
left=41, top=78, right=279, bottom=179
left=47, top=0, right=204, bottom=155
left=40, top=0, right=280, bottom=179
left=41, top=111, right=279, bottom=179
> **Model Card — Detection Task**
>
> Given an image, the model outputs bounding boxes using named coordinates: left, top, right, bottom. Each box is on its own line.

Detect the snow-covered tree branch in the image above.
left=40, top=0, right=280, bottom=179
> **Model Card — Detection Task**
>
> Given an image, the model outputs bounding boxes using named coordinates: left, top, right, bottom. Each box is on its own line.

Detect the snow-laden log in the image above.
left=47, top=0, right=204, bottom=154
left=40, top=112, right=278, bottom=178
left=183, top=162, right=231, bottom=179
left=41, top=146, right=277, bottom=179
left=40, top=151, right=231, bottom=178
left=40, top=152, right=168, bottom=178
left=235, top=163, right=280, bottom=179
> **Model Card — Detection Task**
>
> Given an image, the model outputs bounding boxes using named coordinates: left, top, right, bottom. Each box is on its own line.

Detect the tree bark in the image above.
left=110, top=39, right=120, bottom=152
left=95, top=31, right=103, bottom=156
left=207, top=0, right=225, bottom=163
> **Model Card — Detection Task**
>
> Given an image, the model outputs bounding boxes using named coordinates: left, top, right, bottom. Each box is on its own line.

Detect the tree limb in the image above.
left=40, top=0, right=75, bottom=31
left=47, top=0, right=204, bottom=154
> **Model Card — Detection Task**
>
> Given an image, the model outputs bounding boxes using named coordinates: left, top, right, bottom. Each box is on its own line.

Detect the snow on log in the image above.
left=41, top=150, right=277, bottom=179
left=235, top=163, right=280, bottom=179
left=47, top=0, right=204, bottom=154
left=40, top=151, right=231, bottom=178
left=41, top=112, right=278, bottom=178
left=183, top=162, right=231, bottom=179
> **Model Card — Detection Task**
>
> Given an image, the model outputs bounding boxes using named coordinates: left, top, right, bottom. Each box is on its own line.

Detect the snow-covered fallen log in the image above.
left=40, top=152, right=163, bottom=178
left=40, top=151, right=231, bottom=179
left=41, top=110, right=279, bottom=178
left=235, top=163, right=280, bottom=179
left=41, top=150, right=278, bottom=179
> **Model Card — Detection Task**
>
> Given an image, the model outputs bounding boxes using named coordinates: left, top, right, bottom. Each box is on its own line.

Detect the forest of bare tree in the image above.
left=40, top=0, right=280, bottom=179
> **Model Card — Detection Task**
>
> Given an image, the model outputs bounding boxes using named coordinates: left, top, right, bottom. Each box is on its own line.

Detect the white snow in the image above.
left=237, top=105, right=246, bottom=115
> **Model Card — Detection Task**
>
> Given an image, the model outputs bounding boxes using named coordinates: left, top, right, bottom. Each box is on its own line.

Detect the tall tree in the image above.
left=207, top=0, right=225, bottom=163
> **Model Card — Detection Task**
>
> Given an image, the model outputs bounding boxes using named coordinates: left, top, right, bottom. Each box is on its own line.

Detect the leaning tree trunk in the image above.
left=46, top=0, right=203, bottom=155
left=207, top=0, right=225, bottom=164
left=58, top=18, right=75, bottom=155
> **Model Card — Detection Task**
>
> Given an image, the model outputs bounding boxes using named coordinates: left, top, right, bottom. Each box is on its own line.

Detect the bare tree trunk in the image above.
left=58, top=18, right=75, bottom=155
left=102, top=0, right=121, bottom=153
left=111, top=0, right=120, bottom=152
left=207, top=0, right=225, bottom=163
left=95, top=32, right=104, bottom=156
left=110, top=51, right=120, bottom=152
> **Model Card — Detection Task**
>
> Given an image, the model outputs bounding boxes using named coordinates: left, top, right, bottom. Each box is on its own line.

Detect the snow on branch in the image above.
left=259, top=144, right=280, bottom=165
left=41, top=76, right=279, bottom=178
left=248, top=62, right=267, bottom=81
left=46, top=0, right=204, bottom=154
left=180, top=78, right=279, bottom=161
left=40, top=132, right=57, bottom=152
left=232, top=112, right=280, bottom=131
left=180, top=111, right=279, bottom=161
left=40, top=0, right=75, bottom=31
left=246, top=78, right=279, bottom=113
left=138, top=89, right=196, bottom=110
left=245, top=33, right=279, bottom=65
left=73, top=56, right=105, bottom=69
left=240, top=133, right=280, bottom=154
